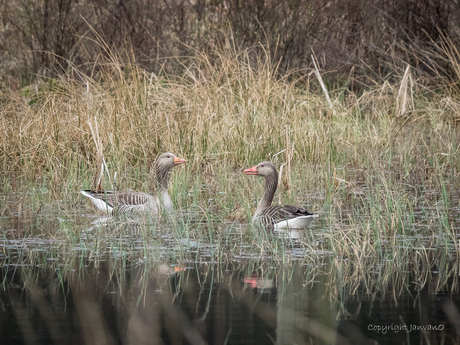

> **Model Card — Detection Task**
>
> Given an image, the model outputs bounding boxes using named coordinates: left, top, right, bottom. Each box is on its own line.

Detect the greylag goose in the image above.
left=81, top=153, right=186, bottom=215
left=244, top=162, right=318, bottom=229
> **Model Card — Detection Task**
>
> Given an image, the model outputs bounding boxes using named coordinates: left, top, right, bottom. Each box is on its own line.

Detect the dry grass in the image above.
left=1, top=40, right=460, bottom=267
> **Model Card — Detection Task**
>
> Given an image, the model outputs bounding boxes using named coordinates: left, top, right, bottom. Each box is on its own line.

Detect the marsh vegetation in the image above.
left=2, top=1, right=460, bottom=342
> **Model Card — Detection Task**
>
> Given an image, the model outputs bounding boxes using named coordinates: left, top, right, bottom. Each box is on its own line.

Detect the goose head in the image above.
left=157, top=153, right=186, bottom=169
left=244, top=162, right=277, bottom=177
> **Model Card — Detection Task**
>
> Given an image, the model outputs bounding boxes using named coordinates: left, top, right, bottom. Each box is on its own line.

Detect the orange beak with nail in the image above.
left=174, top=157, right=187, bottom=165
left=244, top=165, right=258, bottom=175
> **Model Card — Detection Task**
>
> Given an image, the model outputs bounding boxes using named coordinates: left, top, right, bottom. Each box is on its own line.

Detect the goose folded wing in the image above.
left=267, top=205, right=313, bottom=222
left=86, top=191, right=152, bottom=207
left=113, top=192, right=152, bottom=206
left=281, top=205, right=315, bottom=217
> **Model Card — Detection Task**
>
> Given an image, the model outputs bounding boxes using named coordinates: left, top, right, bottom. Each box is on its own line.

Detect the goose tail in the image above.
left=81, top=190, right=113, bottom=213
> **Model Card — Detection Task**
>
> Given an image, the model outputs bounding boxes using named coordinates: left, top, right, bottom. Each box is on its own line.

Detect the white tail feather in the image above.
left=274, top=214, right=319, bottom=230
left=80, top=191, right=113, bottom=213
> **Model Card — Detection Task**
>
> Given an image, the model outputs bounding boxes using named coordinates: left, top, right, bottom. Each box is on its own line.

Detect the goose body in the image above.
left=80, top=189, right=172, bottom=215
left=81, top=153, right=185, bottom=215
left=244, top=162, right=318, bottom=229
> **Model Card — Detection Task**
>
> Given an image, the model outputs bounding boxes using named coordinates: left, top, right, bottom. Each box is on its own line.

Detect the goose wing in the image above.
left=81, top=190, right=155, bottom=214
left=256, top=205, right=315, bottom=228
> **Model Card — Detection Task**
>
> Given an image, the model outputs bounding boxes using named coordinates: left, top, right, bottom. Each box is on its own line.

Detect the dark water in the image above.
left=1, top=192, right=460, bottom=345
left=1, top=259, right=460, bottom=345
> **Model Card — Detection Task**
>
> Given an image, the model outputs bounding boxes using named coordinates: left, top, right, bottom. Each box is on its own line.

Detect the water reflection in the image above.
left=1, top=258, right=460, bottom=344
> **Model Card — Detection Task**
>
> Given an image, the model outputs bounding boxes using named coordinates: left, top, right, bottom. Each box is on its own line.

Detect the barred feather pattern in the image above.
left=80, top=190, right=168, bottom=215
left=251, top=163, right=316, bottom=230
left=255, top=205, right=315, bottom=229
left=81, top=157, right=175, bottom=215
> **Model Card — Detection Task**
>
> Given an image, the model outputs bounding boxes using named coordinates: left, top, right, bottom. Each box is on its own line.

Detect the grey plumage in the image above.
left=256, top=205, right=315, bottom=228
left=80, top=190, right=160, bottom=214
left=81, top=152, right=186, bottom=215
left=244, top=162, right=317, bottom=229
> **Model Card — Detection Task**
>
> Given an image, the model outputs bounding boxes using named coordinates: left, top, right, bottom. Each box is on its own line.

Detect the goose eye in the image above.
left=167, top=156, right=170, bottom=158
left=261, top=165, right=264, bottom=167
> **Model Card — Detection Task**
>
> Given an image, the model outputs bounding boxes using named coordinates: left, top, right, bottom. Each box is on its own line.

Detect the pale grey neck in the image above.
left=255, top=171, right=278, bottom=214
left=155, top=164, right=170, bottom=191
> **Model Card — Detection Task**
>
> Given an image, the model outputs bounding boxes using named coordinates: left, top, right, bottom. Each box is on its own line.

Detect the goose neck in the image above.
left=256, top=171, right=278, bottom=214
left=156, top=164, right=169, bottom=191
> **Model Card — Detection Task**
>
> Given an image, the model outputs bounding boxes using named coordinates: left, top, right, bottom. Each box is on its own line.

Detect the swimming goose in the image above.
left=244, top=162, right=318, bottom=229
left=81, top=153, right=186, bottom=215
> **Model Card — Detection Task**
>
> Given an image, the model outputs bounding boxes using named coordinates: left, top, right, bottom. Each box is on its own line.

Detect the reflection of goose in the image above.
left=244, top=162, right=318, bottom=230
left=81, top=153, right=186, bottom=215
left=158, top=264, right=186, bottom=277
left=243, top=274, right=275, bottom=292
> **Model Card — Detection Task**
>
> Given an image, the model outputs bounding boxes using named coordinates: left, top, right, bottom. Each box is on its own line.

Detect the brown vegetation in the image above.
left=1, top=0, right=459, bottom=85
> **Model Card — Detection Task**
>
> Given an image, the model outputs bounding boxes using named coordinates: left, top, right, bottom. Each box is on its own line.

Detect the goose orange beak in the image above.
left=244, top=166, right=258, bottom=175
left=174, top=157, right=186, bottom=165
